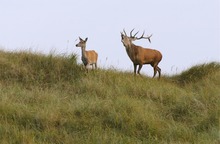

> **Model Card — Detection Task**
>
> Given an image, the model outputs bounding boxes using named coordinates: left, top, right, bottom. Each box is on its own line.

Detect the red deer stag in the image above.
left=121, top=29, right=162, bottom=78
left=75, top=37, right=98, bottom=72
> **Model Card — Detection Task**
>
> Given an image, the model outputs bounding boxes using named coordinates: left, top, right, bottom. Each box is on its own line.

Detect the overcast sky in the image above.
left=0, top=0, right=219, bottom=75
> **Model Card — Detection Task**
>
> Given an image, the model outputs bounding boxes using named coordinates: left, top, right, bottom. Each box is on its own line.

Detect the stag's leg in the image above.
left=153, top=67, right=157, bottom=78
left=151, top=63, right=158, bottom=78
left=157, top=66, right=161, bottom=78
left=137, top=64, right=143, bottom=75
left=133, top=64, right=137, bottom=75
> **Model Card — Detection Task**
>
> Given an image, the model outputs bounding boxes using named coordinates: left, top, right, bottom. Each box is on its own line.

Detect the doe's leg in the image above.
left=85, top=64, right=91, bottom=73
left=95, top=63, right=97, bottom=69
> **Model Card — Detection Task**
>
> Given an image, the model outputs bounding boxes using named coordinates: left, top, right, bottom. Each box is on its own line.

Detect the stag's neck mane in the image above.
left=125, top=43, right=139, bottom=62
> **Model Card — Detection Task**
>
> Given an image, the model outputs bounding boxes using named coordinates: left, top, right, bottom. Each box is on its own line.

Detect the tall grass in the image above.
left=0, top=50, right=82, bottom=87
left=173, top=62, right=220, bottom=85
left=0, top=50, right=219, bottom=143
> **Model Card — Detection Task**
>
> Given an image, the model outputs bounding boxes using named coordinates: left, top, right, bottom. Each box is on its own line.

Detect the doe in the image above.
left=75, top=37, right=98, bottom=72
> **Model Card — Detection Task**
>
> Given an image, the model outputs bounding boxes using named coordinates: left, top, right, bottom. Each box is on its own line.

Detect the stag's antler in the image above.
left=129, top=29, right=152, bottom=43
left=123, top=29, right=127, bottom=36
left=130, top=29, right=139, bottom=38
left=135, top=31, right=152, bottom=43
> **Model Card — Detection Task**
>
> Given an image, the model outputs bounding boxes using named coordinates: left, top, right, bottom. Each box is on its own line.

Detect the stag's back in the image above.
left=133, top=45, right=162, bottom=64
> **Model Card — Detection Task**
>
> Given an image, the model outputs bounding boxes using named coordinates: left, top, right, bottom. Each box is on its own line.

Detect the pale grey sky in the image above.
left=0, top=0, right=219, bottom=75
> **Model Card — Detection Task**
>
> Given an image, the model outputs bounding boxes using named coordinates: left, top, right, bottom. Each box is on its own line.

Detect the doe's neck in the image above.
left=81, top=46, right=86, bottom=56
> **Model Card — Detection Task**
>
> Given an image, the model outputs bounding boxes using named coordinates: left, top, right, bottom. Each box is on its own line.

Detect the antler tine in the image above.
left=130, top=28, right=140, bottom=38
left=140, top=31, right=145, bottom=38
left=130, top=28, right=135, bottom=37
left=133, top=31, right=139, bottom=37
left=123, top=29, right=127, bottom=36
left=136, top=31, right=145, bottom=40
left=148, top=34, right=153, bottom=43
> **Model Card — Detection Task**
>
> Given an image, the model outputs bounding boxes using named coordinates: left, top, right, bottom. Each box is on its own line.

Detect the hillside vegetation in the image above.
left=0, top=50, right=219, bottom=143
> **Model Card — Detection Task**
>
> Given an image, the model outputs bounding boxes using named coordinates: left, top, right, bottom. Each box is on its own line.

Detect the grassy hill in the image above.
left=0, top=50, right=219, bottom=143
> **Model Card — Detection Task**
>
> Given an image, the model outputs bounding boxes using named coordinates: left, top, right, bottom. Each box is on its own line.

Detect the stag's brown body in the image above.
left=126, top=44, right=162, bottom=66
left=121, top=29, right=162, bottom=78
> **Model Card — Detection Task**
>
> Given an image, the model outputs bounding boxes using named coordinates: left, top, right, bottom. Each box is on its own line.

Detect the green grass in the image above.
left=0, top=50, right=219, bottom=143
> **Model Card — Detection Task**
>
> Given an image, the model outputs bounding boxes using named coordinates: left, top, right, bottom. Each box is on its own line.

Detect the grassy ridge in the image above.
left=0, top=50, right=219, bottom=143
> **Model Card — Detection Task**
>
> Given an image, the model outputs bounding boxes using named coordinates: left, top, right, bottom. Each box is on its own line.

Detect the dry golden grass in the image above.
left=0, top=50, right=219, bottom=143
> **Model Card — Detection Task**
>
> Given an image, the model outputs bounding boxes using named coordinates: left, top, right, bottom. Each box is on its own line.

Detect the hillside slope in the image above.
left=0, top=50, right=219, bottom=143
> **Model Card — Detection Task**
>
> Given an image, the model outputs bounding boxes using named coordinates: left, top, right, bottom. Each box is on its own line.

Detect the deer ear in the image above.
left=85, top=37, right=88, bottom=42
left=79, top=37, right=83, bottom=41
